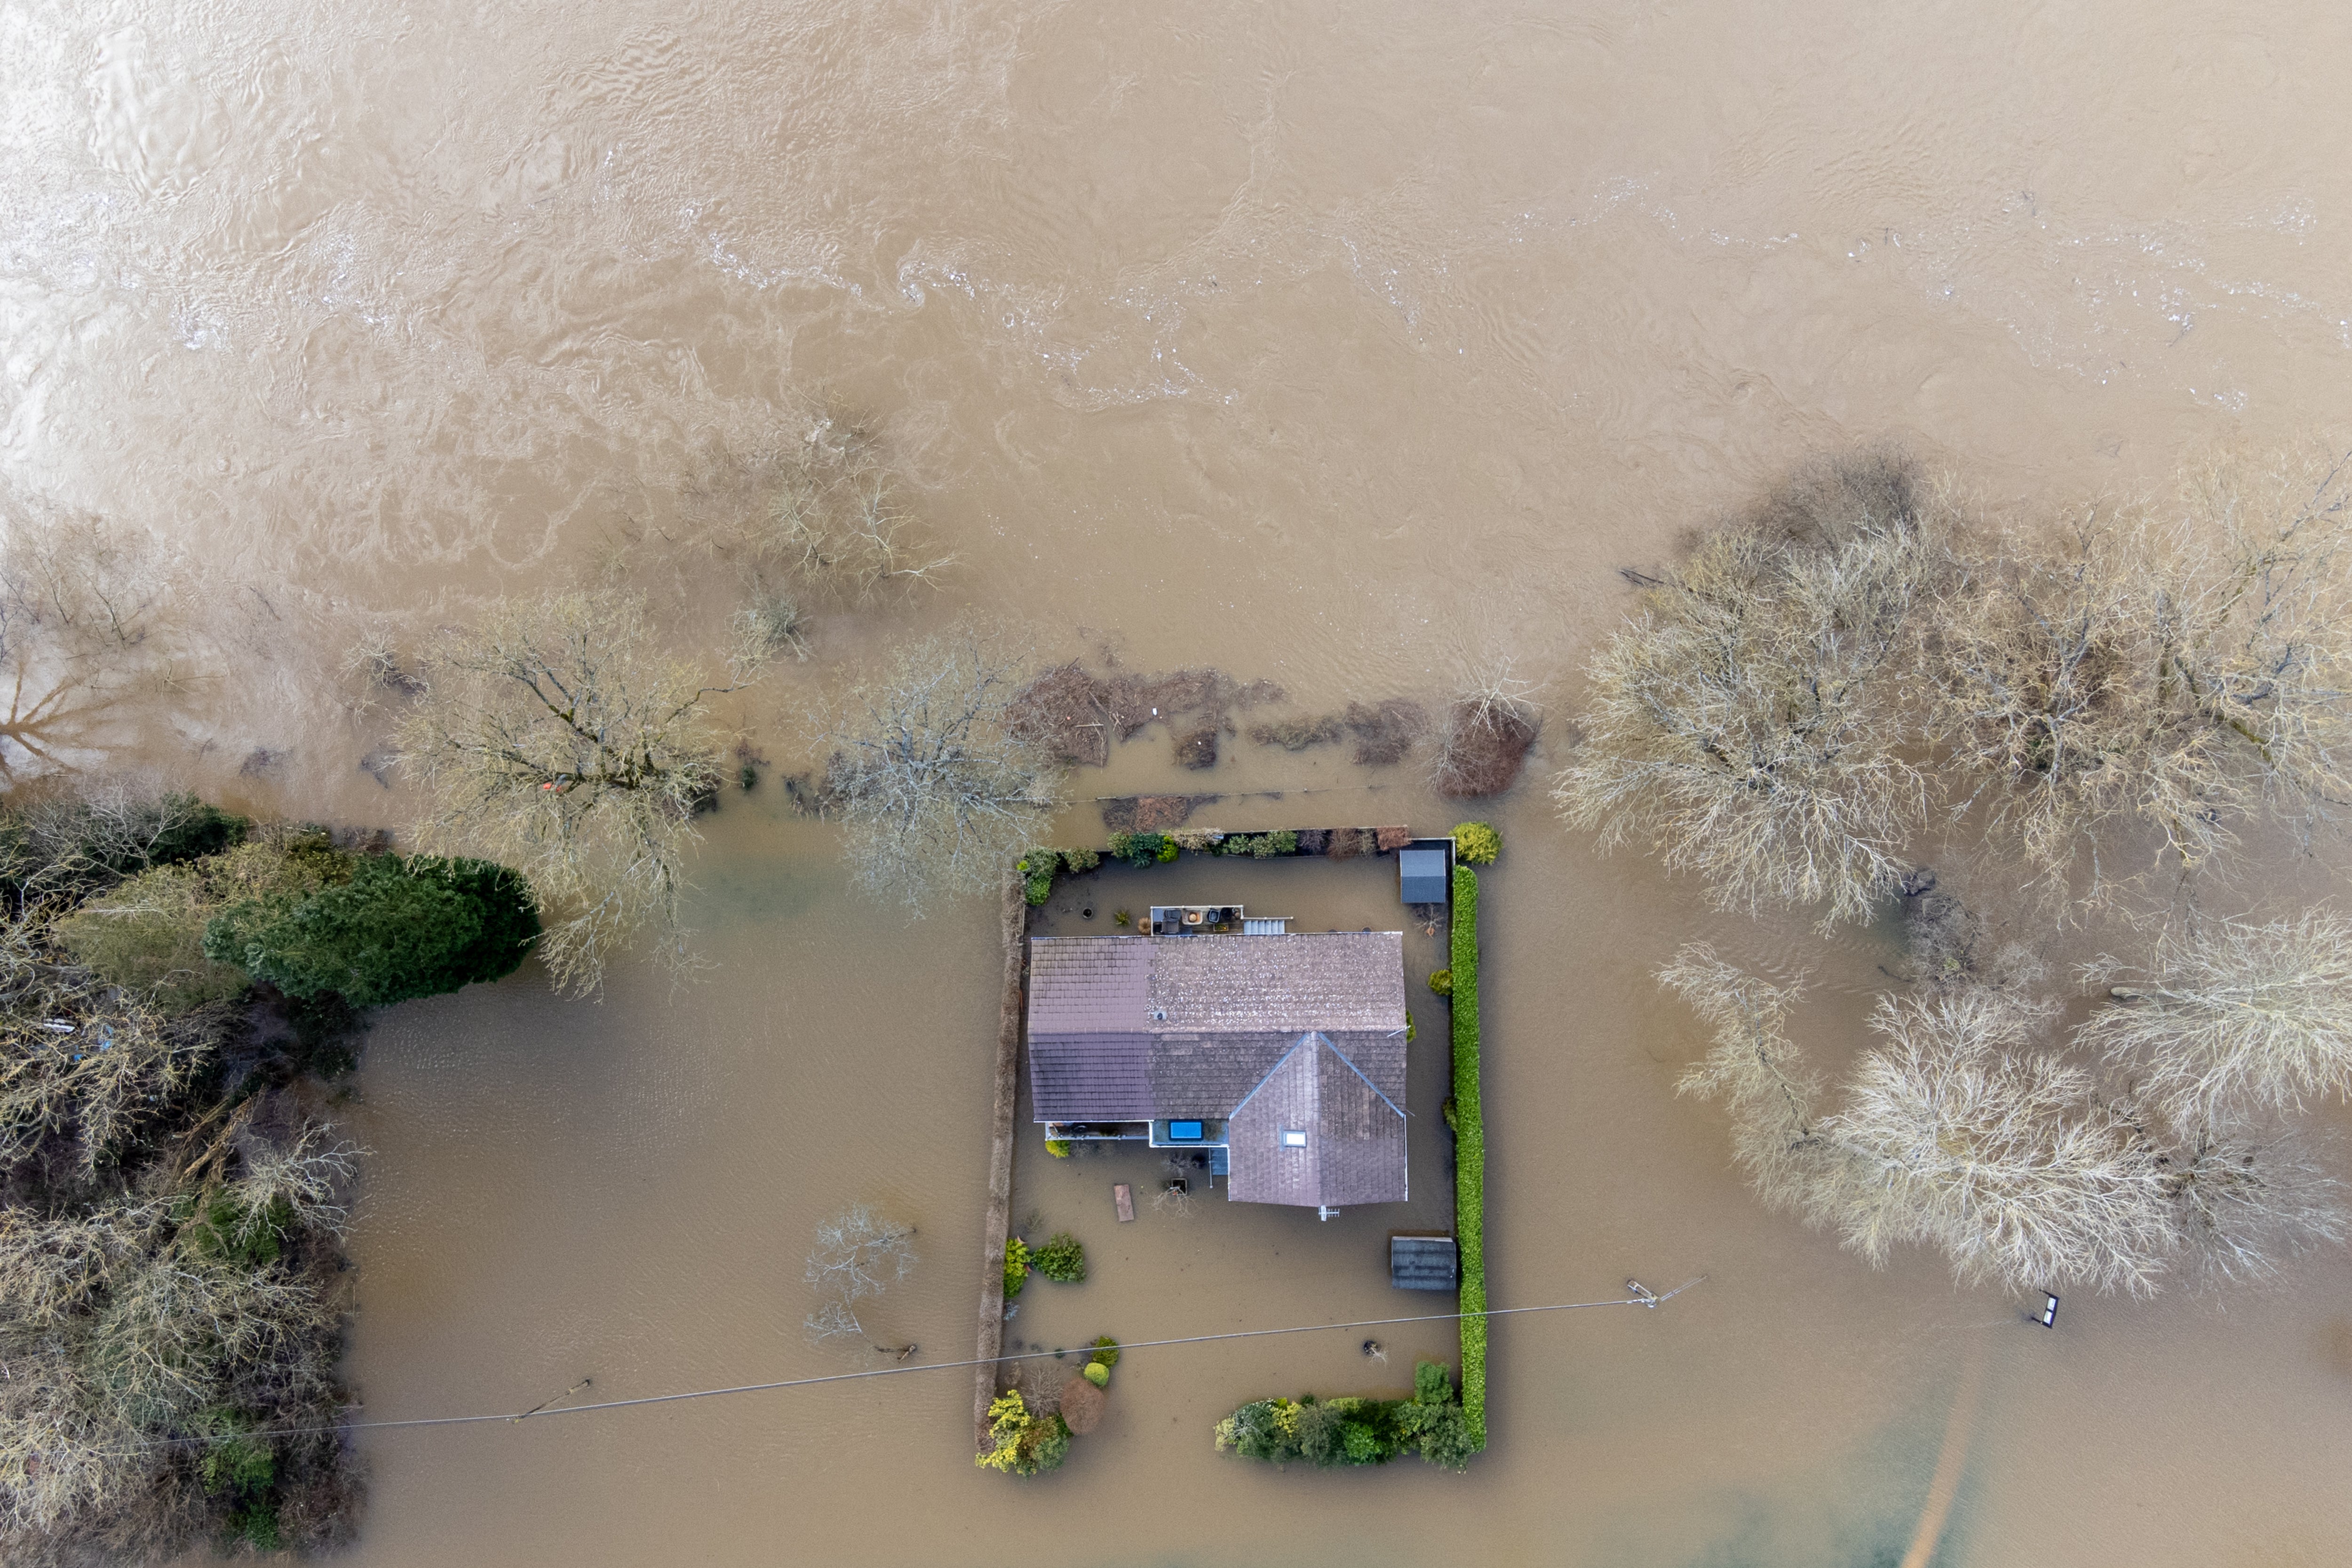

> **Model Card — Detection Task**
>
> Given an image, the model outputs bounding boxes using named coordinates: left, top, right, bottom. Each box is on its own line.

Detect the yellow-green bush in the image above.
left=1450, top=821, right=1502, bottom=865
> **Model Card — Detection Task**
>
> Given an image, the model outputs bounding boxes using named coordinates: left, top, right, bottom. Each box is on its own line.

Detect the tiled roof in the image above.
left=1025, top=932, right=1412, bottom=1206
left=1027, top=1032, right=1153, bottom=1120
left=1147, top=932, right=1405, bottom=1032
left=1027, top=940, right=1152, bottom=1033
left=1225, top=1033, right=1408, bottom=1206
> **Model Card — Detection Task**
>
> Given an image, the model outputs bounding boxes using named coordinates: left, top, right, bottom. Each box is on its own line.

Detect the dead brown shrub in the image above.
left=1247, top=714, right=1346, bottom=751
left=1342, top=700, right=1426, bottom=766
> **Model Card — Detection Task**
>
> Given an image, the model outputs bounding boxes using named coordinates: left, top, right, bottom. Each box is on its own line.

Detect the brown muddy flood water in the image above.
left=6, top=0, right=2352, bottom=1563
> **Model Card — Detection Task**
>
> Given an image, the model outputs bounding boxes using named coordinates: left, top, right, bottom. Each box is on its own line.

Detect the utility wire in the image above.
left=110, top=1277, right=1707, bottom=1453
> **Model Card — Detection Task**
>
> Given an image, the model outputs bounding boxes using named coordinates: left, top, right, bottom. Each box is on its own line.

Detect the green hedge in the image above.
left=1451, top=864, right=1486, bottom=1450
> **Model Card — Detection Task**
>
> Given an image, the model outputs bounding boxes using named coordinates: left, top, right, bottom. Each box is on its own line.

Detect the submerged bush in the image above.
left=1450, top=822, right=1502, bottom=865
left=1428, top=969, right=1453, bottom=998
left=1089, top=1335, right=1120, bottom=1368
left=1002, top=1237, right=1031, bottom=1297
left=1082, top=1361, right=1109, bottom=1389
left=1032, top=1231, right=1086, bottom=1283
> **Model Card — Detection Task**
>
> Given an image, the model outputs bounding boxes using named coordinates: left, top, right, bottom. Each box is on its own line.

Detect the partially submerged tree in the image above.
left=808, top=623, right=1065, bottom=911
left=804, top=1204, right=916, bottom=1355
left=684, top=422, right=954, bottom=608
left=2077, top=911, right=2352, bottom=1127
left=0, top=501, right=178, bottom=778
left=1824, top=991, right=2176, bottom=1297
left=1658, top=944, right=1830, bottom=1201
left=396, top=590, right=750, bottom=991
left=1662, top=942, right=2347, bottom=1295
left=1926, top=448, right=2352, bottom=903
left=1558, top=473, right=1943, bottom=925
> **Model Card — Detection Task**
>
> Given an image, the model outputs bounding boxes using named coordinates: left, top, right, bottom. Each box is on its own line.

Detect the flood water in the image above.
left=6, top=1, right=2352, bottom=1563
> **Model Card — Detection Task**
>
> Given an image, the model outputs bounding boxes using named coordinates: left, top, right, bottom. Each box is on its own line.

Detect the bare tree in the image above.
left=803, top=1204, right=916, bottom=1354
left=807, top=621, right=1066, bottom=911
left=224, top=1122, right=363, bottom=1242
left=395, top=590, right=755, bottom=992
left=1926, top=448, right=2352, bottom=904
left=681, top=422, right=954, bottom=608
left=2154, top=1118, right=2347, bottom=1286
left=0, top=499, right=182, bottom=779
left=0, top=924, right=218, bottom=1181
left=1661, top=945, right=2347, bottom=1295
left=2078, top=911, right=2352, bottom=1127
left=1557, top=479, right=1944, bottom=927
left=1658, top=944, right=1833, bottom=1202
left=1825, top=991, right=2176, bottom=1297
left=750, top=422, right=954, bottom=602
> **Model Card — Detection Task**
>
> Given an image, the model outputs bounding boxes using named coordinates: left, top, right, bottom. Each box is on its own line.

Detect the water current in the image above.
left=4, top=2, right=2351, bottom=1564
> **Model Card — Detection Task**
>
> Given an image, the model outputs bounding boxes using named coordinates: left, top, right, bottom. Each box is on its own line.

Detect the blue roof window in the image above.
left=1168, top=1120, right=1205, bottom=1142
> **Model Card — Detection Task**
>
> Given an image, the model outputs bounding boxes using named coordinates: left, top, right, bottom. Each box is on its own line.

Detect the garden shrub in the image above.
left=1214, top=1362, right=1472, bottom=1472
left=1032, top=1231, right=1086, bottom=1283
left=1024, top=875, right=1054, bottom=906
left=1082, top=1361, right=1109, bottom=1389
left=1452, top=864, right=1487, bottom=1450
left=1428, top=968, right=1453, bottom=997
left=975, top=1391, right=1072, bottom=1475
left=1045, top=1139, right=1073, bottom=1157
left=1089, top=1335, right=1120, bottom=1367
left=1451, top=821, right=1502, bottom=865
left=1107, top=831, right=1175, bottom=867
left=1263, top=829, right=1298, bottom=856
left=1062, top=847, right=1101, bottom=872
left=1019, top=849, right=1062, bottom=878
left=1003, top=1237, right=1031, bottom=1297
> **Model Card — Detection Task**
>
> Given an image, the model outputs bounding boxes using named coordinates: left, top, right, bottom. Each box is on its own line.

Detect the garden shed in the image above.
left=1389, top=1233, right=1459, bottom=1290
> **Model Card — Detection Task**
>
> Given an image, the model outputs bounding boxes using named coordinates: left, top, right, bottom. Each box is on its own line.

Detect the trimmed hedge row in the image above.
left=1451, top=863, right=1487, bottom=1449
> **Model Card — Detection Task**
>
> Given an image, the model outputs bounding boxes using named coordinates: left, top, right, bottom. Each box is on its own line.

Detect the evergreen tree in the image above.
left=205, top=856, right=537, bottom=1007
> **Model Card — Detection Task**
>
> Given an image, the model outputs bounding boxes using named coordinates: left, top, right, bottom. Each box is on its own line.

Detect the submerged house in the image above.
left=1027, top=927, right=1409, bottom=1215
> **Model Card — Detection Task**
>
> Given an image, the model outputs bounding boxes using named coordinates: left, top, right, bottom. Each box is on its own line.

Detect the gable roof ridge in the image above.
left=1227, top=1031, right=1314, bottom=1120
left=1315, top=1030, right=1407, bottom=1121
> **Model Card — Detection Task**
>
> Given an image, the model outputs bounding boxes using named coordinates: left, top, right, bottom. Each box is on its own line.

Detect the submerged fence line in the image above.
left=95, top=1279, right=1707, bottom=1456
